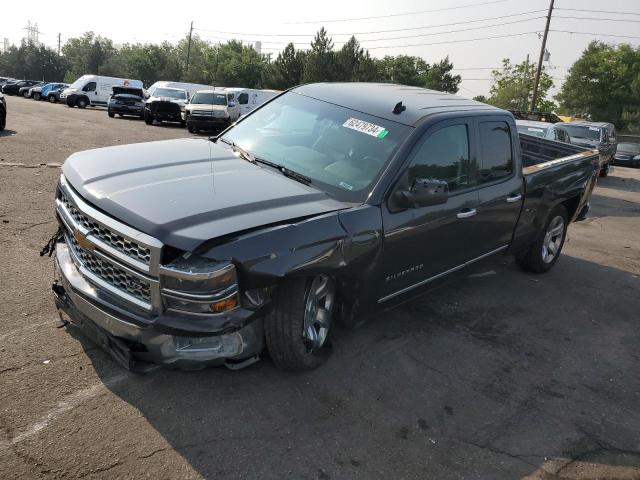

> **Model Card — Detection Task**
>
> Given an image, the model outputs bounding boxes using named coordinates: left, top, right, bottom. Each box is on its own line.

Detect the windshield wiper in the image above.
left=218, top=138, right=312, bottom=185
left=219, top=137, right=256, bottom=163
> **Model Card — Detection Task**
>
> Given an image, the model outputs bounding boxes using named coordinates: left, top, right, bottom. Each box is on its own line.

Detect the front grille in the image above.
left=67, top=233, right=151, bottom=304
left=59, top=189, right=150, bottom=264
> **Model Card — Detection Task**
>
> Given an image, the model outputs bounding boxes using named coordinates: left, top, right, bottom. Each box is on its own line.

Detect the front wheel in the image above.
left=108, top=111, right=115, bottom=118
left=33, top=92, right=41, bottom=101
left=76, top=97, right=87, bottom=108
left=48, top=95, right=57, bottom=103
left=23, top=90, right=29, bottom=98
left=516, top=205, right=568, bottom=273
left=599, top=162, right=609, bottom=177
left=264, top=276, right=336, bottom=371
left=144, top=111, right=153, bottom=125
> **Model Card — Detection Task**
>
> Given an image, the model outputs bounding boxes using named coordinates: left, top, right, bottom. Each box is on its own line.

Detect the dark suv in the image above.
left=562, top=122, right=617, bottom=177
left=2, top=80, right=40, bottom=96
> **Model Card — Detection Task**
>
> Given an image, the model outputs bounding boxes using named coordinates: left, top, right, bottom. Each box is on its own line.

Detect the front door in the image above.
left=473, top=118, right=524, bottom=254
left=379, top=118, right=483, bottom=302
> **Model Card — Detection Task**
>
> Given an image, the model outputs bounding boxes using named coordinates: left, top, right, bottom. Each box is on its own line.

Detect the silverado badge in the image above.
left=73, top=229, right=94, bottom=251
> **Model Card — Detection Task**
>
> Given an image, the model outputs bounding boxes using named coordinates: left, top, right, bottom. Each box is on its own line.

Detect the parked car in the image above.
left=614, top=142, right=640, bottom=168
left=107, top=86, right=145, bottom=119
left=49, top=83, right=600, bottom=372
left=38, top=83, right=68, bottom=101
left=220, top=88, right=279, bottom=117
left=19, top=81, right=46, bottom=98
left=147, top=81, right=213, bottom=99
left=46, top=86, right=67, bottom=103
left=561, top=121, right=617, bottom=177
left=0, top=92, right=6, bottom=131
left=144, top=86, right=189, bottom=126
left=2, top=80, right=39, bottom=96
left=183, top=89, right=240, bottom=133
left=0, top=77, right=14, bottom=87
left=516, top=120, right=572, bottom=144
left=61, top=75, right=143, bottom=108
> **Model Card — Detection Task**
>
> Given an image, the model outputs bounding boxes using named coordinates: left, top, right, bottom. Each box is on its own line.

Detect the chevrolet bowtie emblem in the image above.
left=73, top=229, right=94, bottom=251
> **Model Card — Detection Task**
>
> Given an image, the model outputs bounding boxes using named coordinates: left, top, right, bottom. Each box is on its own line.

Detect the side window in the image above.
left=601, top=130, right=608, bottom=142
left=478, top=121, right=513, bottom=183
left=82, top=82, right=96, bottom=92
left=238, top=93, right=249, bottom=105
left=406, top=124, right=473, bottom=193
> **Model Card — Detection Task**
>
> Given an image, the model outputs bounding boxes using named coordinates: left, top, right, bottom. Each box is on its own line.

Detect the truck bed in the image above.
left=519, top=134, right=598, bottom=171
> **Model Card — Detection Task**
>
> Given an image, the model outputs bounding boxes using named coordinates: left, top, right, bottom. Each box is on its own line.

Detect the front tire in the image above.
left=108, top=111, right=115, bottom=118
left=600, top=162, right=609, bottom=177
left=144, top=111, right=153, bottom=125
left=33, top=92, right=41, bottom=101
left=76, top=97, right=87, bottom=109
left=48, top=95, right=57, bottom=103
left=516, top=205, right=568, bottom=273
left=265, top=276, right=336, bottom=371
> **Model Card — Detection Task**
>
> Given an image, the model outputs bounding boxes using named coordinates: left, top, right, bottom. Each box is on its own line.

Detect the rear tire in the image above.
left=48, top=95, right=57, bottom=103
left=0, top=111, right=6, bottom=131
left=23, top=90, right=29, bottom=98
left=33, top=92, right=41, bottom=101
left=600, top=162, right=609, bottom=177
left=516, top=205, right=568, bottom=273
left=264, top=276, right=336, bottom=371
left=108, top=111, right=115, bottom=118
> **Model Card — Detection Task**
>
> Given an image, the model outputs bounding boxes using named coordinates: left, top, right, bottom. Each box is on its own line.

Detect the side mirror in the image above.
left=395, top=178, right=449, bottom=208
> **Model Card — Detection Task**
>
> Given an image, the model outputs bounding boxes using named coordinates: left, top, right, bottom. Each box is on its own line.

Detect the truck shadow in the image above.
left=596, top=173, right=640, bottom=194
left=0, top=129, right=18, bottom=137
left=80, top=254, right=640, bottom=479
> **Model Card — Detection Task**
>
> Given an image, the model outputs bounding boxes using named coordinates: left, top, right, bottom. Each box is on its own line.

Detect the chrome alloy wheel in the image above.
left=302, top=276, right=335, bottom=351
left=542, top=215, right=565, bottom=264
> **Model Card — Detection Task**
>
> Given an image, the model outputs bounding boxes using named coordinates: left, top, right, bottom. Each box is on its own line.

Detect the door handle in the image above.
left=506, top=194, right=522, bottom=203
left=457, top=208, right=477, bottom=219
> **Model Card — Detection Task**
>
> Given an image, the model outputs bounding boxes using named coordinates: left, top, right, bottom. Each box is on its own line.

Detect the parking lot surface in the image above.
left=1, top=96, right=639, bottom=479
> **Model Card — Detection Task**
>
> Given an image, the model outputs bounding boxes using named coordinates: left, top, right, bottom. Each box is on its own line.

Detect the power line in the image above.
left=550, top=30, right=640, bottom=40
left=555, top=7, right=640, bottom=16
left=285, top=0, right=508, bottom=24
left=194, top=9, right=546, bottom=37
left=554, top=15, right=640, bottom=23
left=362, top=31, right=539, bottom=50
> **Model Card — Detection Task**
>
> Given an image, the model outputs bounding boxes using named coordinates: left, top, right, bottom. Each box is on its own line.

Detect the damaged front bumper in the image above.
left=53, top=243, right=264, bottom=370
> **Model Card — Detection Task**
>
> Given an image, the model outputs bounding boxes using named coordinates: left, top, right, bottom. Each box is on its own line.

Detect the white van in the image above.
left=221, top=88, right=279, bottom=116
left=146, top=81, right=214, bottom=101
left=61, top=75, right=143, bottom=108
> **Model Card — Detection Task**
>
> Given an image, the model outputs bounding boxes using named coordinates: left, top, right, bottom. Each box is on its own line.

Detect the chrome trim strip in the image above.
left=162, top=285, right=238, bottom=303
left=159, top=263, right=235, bottom=281
left=58, top=174, right=163, bottom=275
left=378, top=245, right=509, bottom=304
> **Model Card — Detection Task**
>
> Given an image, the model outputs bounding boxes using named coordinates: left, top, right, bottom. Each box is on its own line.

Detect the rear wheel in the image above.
left=108, top=110, right=115, bottom=118
left=516, top=205, right=568, bottom=273
left=33, top=92, right=41, bottom=101
left=265, top=276, right=336, bottom=371
left=0, top=110, right=6, bottom=131
left=600, top=161, right=609, bottom=177
left=23, top=90, right=29, bottom=98
left=48, top=95, right=57, bottom=103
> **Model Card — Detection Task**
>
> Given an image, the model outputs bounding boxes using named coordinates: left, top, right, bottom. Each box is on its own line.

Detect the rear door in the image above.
left=472, top=117, right=524, bottom=253
left=379, top=118, right=483, bottom=301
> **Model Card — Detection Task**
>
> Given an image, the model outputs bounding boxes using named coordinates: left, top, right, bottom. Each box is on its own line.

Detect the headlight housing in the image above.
left=160, top=257, right=240, bottom=316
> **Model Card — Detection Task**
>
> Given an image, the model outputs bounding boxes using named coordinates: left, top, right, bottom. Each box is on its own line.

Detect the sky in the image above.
left=2, top=0, right=640, bottom=97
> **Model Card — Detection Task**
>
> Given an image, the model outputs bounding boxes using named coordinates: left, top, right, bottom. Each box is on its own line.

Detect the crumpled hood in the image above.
left=62, top=138, right=348, bottom=251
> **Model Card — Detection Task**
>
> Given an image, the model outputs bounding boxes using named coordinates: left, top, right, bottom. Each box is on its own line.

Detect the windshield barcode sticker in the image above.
left=343, top=118, right=389, bottom=138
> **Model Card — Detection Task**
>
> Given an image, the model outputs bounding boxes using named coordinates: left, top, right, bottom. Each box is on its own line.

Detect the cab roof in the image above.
left=292, top=82, right=501, bottom=127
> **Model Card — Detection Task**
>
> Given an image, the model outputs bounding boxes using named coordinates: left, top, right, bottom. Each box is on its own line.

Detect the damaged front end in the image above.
left=49, top=175, right=265, bottom=371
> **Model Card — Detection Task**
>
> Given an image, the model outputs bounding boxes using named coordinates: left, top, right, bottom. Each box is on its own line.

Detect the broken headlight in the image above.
left=160, top=256, right=239, bottom=315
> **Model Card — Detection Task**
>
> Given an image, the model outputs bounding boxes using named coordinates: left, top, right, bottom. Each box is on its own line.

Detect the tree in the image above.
left=303, top=28, right=335, bottom=83
left=473, top=95, right=488, bottom=103
left=487, top=58, right=555, bottom=111
left=0, top=41, right=67, bottom=81
left=263, top=43, right=306, bottom=89
left=62, top=32, right=116, bottom=81
left=556, top=41, right=640, bottom=132
left=423, top=56, right=460, bottom=93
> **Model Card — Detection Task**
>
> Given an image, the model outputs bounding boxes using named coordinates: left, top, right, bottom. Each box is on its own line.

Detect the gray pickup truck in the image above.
left=48, top=83, right=600, bottom=371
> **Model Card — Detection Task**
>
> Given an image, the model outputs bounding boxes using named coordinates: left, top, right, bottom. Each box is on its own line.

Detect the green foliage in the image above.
left=0, top=28, right=462, bottom=94
left=556, top=41, right=640, bottom=132
left=473, top=95, right=488, bottom=103
left=487, top=58, right=555, bottom=112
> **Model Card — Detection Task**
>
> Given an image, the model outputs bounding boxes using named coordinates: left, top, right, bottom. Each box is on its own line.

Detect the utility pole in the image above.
left=57, top=33, right=61, bottom=55
left=186, top=21, right=193, bottom=73
left=530, top=0, right=554, bottom=111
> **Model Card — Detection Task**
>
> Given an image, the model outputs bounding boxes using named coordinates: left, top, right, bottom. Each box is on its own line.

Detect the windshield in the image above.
left=222, top=91, right=412, bottom=202
left=68, top=77, right=89, bottom=89
left=192, top=92, right=227, bottom=105
left=516, top=124, right=548, bottom=138
left=617, top=143, right=640, bottom=154
left=153, top=88, right=186, bottom=99
left=564, top=125, right=601, bottom=141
